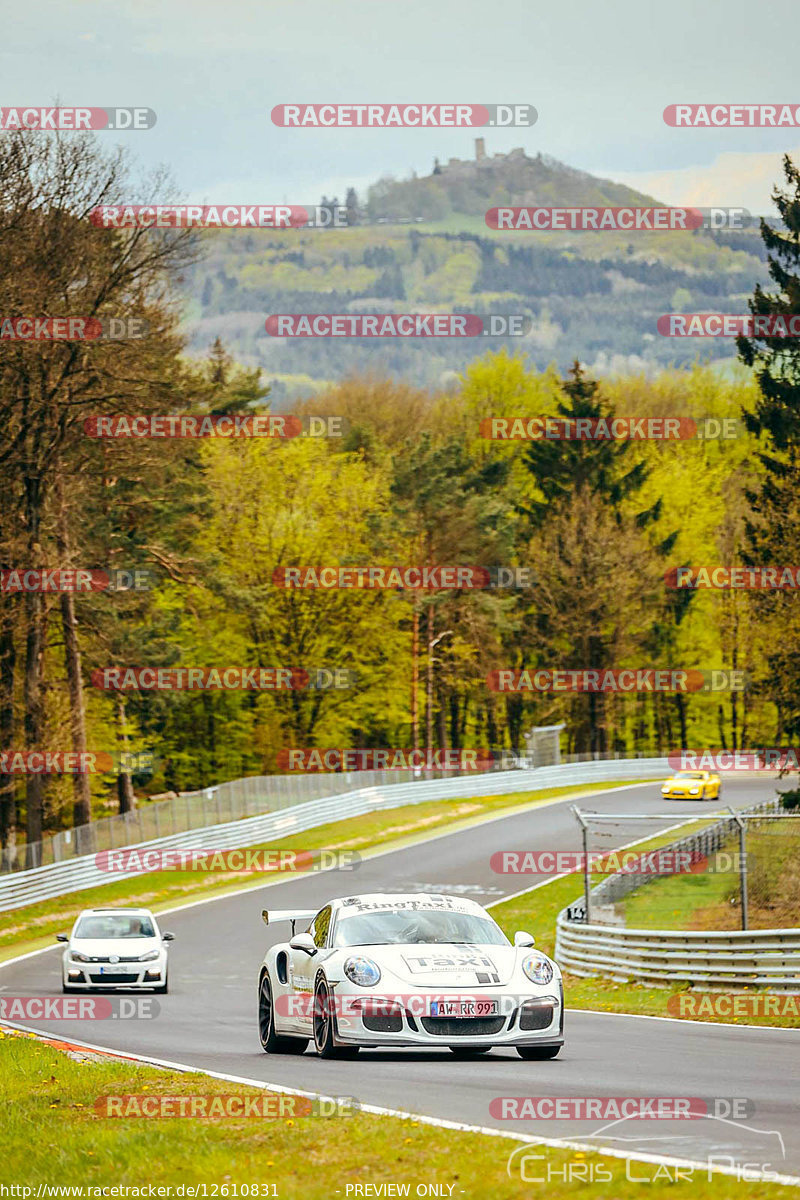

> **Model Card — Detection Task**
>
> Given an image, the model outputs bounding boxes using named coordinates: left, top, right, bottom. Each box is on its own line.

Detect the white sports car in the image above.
left=257, top=892, right=563, bottom=1059
left=57, top=907, right=174, bottom=993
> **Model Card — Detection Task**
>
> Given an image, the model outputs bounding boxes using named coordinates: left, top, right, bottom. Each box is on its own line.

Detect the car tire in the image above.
left=154, top=973, right=169, bottom=995
left=259, top=973, right=308, bottom=1055
left=517, top=1044, right=561, bottom=1060
left=313, top=977, right=359, bottom=1059
left=61, top=981, right=78, bottom=994
left=448, top=1045, right=492, bottom=1056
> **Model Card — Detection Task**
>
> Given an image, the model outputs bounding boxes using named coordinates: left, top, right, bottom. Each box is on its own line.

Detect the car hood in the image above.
left=346, top=943, right=523, bottom=987
left=69, top=937, right=161, bottom=957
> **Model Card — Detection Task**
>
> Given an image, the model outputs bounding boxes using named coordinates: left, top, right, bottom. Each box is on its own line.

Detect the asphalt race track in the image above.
left=2, top=777, right=799, bottom=1180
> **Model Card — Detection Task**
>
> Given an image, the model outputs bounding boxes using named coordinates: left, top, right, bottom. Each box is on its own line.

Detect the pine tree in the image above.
left=737, top=154, right=800, bottom=739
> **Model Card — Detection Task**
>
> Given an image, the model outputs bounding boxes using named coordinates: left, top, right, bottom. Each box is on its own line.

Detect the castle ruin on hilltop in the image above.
left=432, top=138, right=540, bottom=176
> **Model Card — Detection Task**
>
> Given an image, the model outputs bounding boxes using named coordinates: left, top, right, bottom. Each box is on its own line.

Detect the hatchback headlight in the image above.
left=138, top=950, right=159, bottom=962
left=343, top=956, right=381, bottom=986
left=689, top=788, right=700, bottom=795
left=522, top=953, right=554, bottom=985
left=71, top=952, right=91, bottom=963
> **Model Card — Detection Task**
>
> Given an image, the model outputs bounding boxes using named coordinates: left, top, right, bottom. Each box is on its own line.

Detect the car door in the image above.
left=289, top=906, right=332, bottom=1030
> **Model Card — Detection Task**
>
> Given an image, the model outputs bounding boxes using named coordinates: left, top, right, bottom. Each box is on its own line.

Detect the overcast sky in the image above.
left=4, top=0, right=799, bottom=213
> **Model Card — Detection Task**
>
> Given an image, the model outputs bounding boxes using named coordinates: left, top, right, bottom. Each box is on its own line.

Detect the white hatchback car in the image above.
left=57, top=907, right=174, bottom=993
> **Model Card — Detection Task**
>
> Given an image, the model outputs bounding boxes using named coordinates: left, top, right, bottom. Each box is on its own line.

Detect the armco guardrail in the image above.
left=555, top=796, right=800, bottom=987
left=0, top=757, right=670, bottom=913
left=555, top=919, right=800, bottom=988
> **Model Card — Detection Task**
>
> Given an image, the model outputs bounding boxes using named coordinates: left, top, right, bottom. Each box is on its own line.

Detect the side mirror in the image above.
left=289, top=932, right=317, bottom=956
left=162, top=932, right=175, bottom=941
left=55, top=933, right=68, bottom=943
left=514, top=931, right=535, bottom=948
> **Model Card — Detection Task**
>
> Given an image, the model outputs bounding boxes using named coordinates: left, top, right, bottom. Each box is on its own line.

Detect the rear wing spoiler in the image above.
left=261, top=908, right=316, bottom=935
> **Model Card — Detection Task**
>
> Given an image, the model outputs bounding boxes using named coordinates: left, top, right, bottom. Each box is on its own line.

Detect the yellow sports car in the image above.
left=661, top=770, right=721, bottom=800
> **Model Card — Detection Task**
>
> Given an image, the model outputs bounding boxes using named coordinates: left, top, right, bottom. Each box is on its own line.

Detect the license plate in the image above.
left=430, top=1000, right=499, bottom=1017
left=100, top=964, right=136, bottom=975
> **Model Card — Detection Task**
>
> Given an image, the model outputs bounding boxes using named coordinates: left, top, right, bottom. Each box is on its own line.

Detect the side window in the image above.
left=309, top=906, right=332, bottom=949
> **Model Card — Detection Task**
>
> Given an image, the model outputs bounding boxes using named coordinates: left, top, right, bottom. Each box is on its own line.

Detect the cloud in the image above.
left=610, top=148, right=800, bottom=216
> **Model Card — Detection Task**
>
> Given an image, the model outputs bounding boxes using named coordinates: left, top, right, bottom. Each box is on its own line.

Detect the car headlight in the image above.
left=521, top=953, right=554, bottom=985
left=71, top=952, right=91, bottom=963
left=138, top=950, right=160, bottom=962
left=343, top=956, right=381, bottom=986
left=661, top=785, right=670, bottom=792
left=689, top=788, right=700, bottom=795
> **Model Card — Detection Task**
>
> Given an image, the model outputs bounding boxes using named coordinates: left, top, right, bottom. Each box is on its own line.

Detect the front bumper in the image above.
left=331, top=984, right=564, bottom=1047
left=64, top=962, right=166, bottom=989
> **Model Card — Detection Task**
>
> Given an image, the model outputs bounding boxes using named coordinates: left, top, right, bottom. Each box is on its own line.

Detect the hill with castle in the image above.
left=364, top=139, right=659, bottom=221
left=181, top=140, right=769, bottom=398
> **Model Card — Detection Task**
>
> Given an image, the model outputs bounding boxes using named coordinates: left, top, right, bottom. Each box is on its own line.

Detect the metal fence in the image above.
left=588, top=796, right=783, bottom=906
left=0, top=757, right=671, bottom=913
left=1, top=768, right=460, bottom=872
left=555, top=796, right=800, bottom=987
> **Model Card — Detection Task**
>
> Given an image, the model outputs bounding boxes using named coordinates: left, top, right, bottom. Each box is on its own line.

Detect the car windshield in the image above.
left=332, top=909, right=509, bottom=948
left=673, top=772, right=705, bottom=780
left=74, top=914, right=156, bottom=939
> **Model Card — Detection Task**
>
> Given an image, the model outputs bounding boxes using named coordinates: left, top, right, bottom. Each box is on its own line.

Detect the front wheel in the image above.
left=259, top=974, right=308, bottom=1055
left=517, top=1044, right=561, bottom=1060
left=313, top=979, right=359, bottom=1058
left=154, top=972, right=169, bottom=995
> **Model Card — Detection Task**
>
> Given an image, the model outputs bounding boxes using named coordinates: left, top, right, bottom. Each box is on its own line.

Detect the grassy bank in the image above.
left=0, top=1030, right=795, bottom=1197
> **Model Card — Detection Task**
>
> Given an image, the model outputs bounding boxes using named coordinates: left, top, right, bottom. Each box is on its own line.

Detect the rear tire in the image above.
left=259, top=974, right=308, bottom=1055
left=313, top=978, right=359, bottom=1058
left=517, top=1044, right=561, bottom=1060
left=449, top=1045, right=492, bottom=1056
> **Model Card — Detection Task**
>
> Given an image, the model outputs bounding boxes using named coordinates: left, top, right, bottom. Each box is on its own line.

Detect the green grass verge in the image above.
left=1, top=1031, right=795, bottom=1196
left=621, top=821, right=800, bottom=932
left=0, top=781, right=638, bottom=962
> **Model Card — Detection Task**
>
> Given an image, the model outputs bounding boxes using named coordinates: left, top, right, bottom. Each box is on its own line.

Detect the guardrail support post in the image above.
left=728, top=807, right=748, bottom=931
left=571, top=805, right=591, bottom=924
